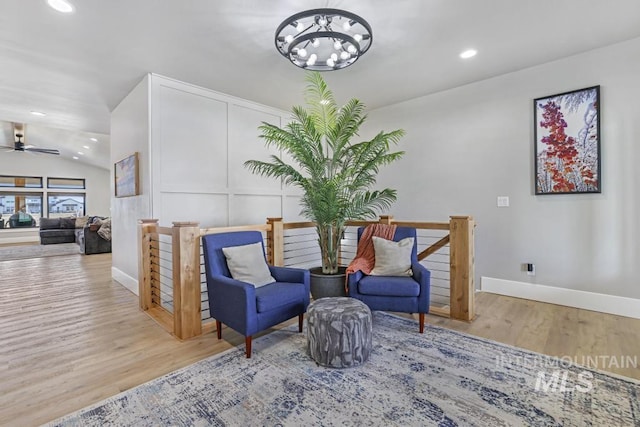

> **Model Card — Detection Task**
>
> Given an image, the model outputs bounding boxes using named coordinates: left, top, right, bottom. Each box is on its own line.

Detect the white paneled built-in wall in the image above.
left=111, top=74, right=297, bottom=286
left=150, top=76, right=288, bottom=228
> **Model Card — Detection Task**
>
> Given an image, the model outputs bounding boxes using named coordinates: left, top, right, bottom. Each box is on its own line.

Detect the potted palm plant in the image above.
left=245, top=72, right=405, bottom=298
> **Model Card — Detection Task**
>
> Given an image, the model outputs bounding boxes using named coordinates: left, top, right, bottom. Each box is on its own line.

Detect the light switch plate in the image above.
left=497, top=196, right=510, bottom=207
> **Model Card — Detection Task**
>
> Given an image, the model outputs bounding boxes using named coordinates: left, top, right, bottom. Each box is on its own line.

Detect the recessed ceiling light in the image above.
left=30, top=111, right=47, bottom=116
left=82, top=145, right=90, bottom=149
left=47, top=0, right=74, bottom=13
left=89, top=137, right=98, bottom=142
left=73, top=156, right=79, bottom=160
left=77, top=151, right=84, bottom=155
left=460, top=49, right=478, bottom=59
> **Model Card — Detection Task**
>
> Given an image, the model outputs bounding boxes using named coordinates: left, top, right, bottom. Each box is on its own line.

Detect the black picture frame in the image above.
left=534, top=86, right=601, bottom=195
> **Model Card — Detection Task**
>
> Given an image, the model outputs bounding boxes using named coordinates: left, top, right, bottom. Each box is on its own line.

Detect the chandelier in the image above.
left=275, top=8, right=373, bottom=71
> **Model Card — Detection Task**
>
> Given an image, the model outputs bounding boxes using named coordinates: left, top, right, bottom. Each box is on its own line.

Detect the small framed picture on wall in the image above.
left=114, top=152, right=140, bottom=197
left=534, top=86, right=601, bottom=195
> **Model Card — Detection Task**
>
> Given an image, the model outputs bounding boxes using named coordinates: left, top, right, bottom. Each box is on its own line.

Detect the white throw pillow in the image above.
left=370, top=236, right=414, bottom=276
left=222, top=242, right=275, bottom=287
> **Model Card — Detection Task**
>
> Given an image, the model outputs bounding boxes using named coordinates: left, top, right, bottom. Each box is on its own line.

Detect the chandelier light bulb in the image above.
left=318, top=16, right=328, bottom=26
left=330, top=53, right=338, bottom=62
left=334, top=41, right=342, bottom=50
left=298, top=48, right=308, bottom=58
left=312, top=38, right=320, bottom=47
left=284, top=34, right=294, bottom=44
left=340, top=51, right=350, bottom=60
left=354, top=34, right=363, bottom=43
left=327, top=58, right=335, bottom=67
left=347, top=45, right=357, bottom=54
left=296, top=22, right=305, bottom=32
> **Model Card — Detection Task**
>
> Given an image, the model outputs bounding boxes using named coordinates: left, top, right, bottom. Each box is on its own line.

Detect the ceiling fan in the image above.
left=1, top=124, right=60, bottom=155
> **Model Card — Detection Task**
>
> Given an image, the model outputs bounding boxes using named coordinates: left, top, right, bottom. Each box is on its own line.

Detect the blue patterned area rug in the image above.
left=47, top=312, right=639, bottom=426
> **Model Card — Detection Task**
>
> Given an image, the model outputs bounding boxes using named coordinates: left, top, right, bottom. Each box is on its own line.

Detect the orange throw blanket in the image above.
left=345, top=224, right=397, bottom=291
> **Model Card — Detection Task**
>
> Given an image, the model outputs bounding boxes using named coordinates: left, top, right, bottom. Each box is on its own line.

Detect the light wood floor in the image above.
left=1, top=253, right=639, bottom=426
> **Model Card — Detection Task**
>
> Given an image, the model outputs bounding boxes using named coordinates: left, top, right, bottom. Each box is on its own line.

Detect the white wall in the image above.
left=110, top=74, right=151, bottom=285
left=0, top=152, right=110, bottom=244
left=367, top=37, right=640, bottom=300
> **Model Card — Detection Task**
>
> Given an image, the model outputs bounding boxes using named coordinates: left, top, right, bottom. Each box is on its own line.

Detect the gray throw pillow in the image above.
left=370, top=236, right=414, bottom=276
left=222, top=242, right=275, bottom=287
left=60, top=218, right=77, bottom=229
left=97, top=218, right=111, bottom=241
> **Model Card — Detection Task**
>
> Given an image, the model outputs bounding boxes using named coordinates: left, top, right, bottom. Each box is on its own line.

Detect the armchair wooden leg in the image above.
left=298, top=314, right=304, bottom=332
left=419, top=313, right=425, bottom=334
left=245, top=336, right=252, bottom=358
left=216, top=320, right=222, bottom=339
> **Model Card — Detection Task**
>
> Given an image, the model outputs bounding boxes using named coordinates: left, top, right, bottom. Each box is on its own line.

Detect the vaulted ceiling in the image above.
left=1, top=0, right=640, bottom=170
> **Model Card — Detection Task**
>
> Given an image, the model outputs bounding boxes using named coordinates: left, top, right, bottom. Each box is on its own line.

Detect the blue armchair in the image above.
left=202, top=231, right=310, bottom=358
left=347, top=227, right=431, bottom=332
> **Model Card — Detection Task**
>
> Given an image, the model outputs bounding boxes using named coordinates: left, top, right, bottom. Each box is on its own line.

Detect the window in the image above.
left=0, top=175, right=43, bottom=188
left=47, top=177, right=85, bottom=189
left=47, top=193, right=86, bottom=218
left=0, top=175, right=87, bottom=231
left=0, top=193, right=43, bottom=229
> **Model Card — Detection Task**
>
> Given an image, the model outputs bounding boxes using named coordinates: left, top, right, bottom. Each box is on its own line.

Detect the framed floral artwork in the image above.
left=534, top=86, right=600, bottom=194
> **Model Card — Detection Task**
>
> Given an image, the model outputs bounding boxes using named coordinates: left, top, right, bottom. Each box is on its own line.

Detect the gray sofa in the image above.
left=39, top=216, right=112, bottom=255
left=76, top=224, right=112, bottom=255
left=39, top=217, right=77, bottom=244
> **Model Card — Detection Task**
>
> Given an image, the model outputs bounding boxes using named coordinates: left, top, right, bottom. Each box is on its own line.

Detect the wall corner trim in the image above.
left=112, top=267, right=139, bottom=296
left=481, top=277, right=640, bottom=320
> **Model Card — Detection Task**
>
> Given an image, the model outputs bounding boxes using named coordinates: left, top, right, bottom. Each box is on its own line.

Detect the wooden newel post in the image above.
left=449, top=216, right=475, bottom=321
left=266, top=217, right=284, bottom=266
left=138, top=219, right=159, bottom=311
left=379, top=214, right=394, bottom=225
left=172, top=221, right=202, bottom=340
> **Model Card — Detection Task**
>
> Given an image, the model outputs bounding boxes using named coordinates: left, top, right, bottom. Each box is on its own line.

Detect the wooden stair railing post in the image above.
left=266, top=217, right=284, bottom=267
left=449, top=216, right=475, bottom=321
left=138, top=219, right=159, bottom=311
left=171, top=221, right=202, bottom=339
left=379, top=214, right=394, bottom=225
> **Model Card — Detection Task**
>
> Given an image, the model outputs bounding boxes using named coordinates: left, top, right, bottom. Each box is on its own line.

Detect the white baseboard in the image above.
left=112, top=267, right=139, bottom=296
left=481, top=277, right=640, bottom=320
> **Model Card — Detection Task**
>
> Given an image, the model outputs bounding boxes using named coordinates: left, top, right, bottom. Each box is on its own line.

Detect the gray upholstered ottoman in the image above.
left=307, top=297, right=372, bottom=368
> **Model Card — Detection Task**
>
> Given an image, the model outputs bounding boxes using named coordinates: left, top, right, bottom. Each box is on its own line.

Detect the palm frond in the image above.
left=245, top=71, right=406, bottom=272
left=304, top=72, right=337, bottom=139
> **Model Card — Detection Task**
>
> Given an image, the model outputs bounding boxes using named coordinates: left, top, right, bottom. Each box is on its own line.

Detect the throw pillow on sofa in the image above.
left=60, top=218, right=77, bottom=229
left=75, top=216, right=89, bottom=229
left=39, top=218, right=61, bottom=230
left=97, top=218, right=112, bottom=241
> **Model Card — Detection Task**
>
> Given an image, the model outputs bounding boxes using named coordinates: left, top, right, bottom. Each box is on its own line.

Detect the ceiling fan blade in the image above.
left=25, top=147, right=60, bottom=155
